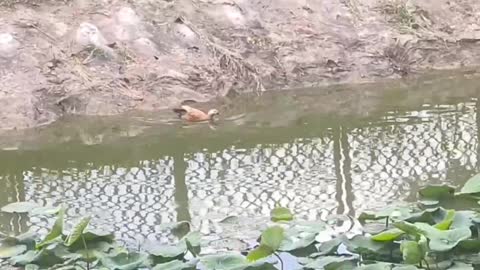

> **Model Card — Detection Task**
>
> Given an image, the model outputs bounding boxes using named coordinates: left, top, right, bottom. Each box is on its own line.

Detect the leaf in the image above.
left=0, top=243, right=26, bottom=258
left=303, top=255, right=357, bottom=269
left=152, top=260, right=197, bottom=270
left=459, top=173, right=480, bottom=195
left=183, top=231, right=201, bottom=257
left=246, top=245, right=273, bottom=262
left=434, top=209, right=455, bottom=230
left=414, top=223, right=472, bottom=252
left=356, top=263, right=419, bottom=270
left=451, top=210, right=476, bottom=229
left=355, top=262, right=395, bottom=269
left=29, top=205, right=61, bottom=216
left=400, top=241, right=422, bottom=264
left=279, top=222, right=323, bottom=251
left=345, top=235, right=388, bottom=255
left=270, top=207, right=293, bottom=222
left=100, top=252, right=148, bottom=270
left=393, top=266, right=420, bottom=270
left=10, top=248, right=63, bottom=267
left=183, top=231, right=200, bottom=247
left=457, top=239, right=480, bottom=252
left=64, top=216, right=91, bottom=246
left=418, top=235, right=428, bottom=260
left=10, top=250, right=37, bottom=265
left=3, top=231, right=37, bottom=251
left=146, top=243, right=186, bottom=258
left=359, top=204, right=415, bottom=223
left=200, top=253, right=247, bottom=270
left=25, top=264, right=40, bottom=270
left=82, top=229, right=115, bottom=243
left=418, top=185, right=455, bottom=200
left=37, top=208, right=65, bottom=249
left=418, top=200, right=439, bottom=207
left=310, top=238, right=342, bottom=257
left=393, top=221, right=423, bottom=238
left=260, top=226, right=284, bottom=251
left=1, top=202, right=41, bottom=213
left=371, top=228, right=405, bottom=242
left=449, top=262, right=474, bottom=270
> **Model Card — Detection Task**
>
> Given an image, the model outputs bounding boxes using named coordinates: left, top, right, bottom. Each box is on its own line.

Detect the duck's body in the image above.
left=173, top=105, right=219, bottom=122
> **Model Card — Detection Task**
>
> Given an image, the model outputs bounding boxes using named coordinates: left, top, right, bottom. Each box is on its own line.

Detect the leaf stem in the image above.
left=273, top=252, right=284, bottom=270
left=81, top=234, right=90, bottom=270
left=423, top=259, right=431, bottom=270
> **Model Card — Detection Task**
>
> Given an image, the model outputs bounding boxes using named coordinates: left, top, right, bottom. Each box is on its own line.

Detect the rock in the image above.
left=0, top=33, right=20, bottom=59
left=75, top=22, right=108, bottom=48
left=115, top=7, right=140, bottom=26
left=132, top=37, right=160, bottom=58
left=53, top=22, right=69, bottom=37
left=223, top=5, right=246, bottom=27
left=112, top=7, right=142, bottom=41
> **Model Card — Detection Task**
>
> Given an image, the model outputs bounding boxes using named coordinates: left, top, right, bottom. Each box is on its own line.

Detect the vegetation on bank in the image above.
left=2, top=174, right=480, bottom=269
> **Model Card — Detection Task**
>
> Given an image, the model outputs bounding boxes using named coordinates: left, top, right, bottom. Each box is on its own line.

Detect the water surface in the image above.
left=1, top=71, right=480, bottom=253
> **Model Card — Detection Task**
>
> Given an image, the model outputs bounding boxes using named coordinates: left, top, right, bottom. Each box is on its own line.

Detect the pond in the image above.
left=0, top=71, right=480, bottom=260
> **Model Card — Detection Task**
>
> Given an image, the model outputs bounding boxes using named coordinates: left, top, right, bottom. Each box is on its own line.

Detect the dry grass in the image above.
left=383, top=39, right=418, bottom=77
left=379, top=0, right=418, bottom=31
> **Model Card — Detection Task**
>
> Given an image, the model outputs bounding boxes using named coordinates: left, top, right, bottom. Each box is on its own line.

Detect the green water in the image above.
left=1, top=71, right=480, bottom=253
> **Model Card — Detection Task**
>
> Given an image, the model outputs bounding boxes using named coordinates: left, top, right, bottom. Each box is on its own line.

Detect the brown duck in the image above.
left=173, top=105, right=220, bottom=122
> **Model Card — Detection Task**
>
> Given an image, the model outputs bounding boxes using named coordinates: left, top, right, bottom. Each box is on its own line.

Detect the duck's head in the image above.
left=208, top=109, right=220, bottom=120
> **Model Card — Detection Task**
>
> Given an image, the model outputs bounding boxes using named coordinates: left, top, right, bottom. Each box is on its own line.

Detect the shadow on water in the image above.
left=0, top=70, right=480, bottom=255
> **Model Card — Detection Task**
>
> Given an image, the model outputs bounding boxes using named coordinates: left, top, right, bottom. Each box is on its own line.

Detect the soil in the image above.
left=0, top=0, right=479, bottom=130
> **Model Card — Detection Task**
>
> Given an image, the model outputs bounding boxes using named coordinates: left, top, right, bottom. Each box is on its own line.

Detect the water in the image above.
left=0, top=71, right=480, bottom=254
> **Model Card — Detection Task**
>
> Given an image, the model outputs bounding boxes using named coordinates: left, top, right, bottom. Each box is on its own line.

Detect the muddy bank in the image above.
left=0, top=0, right=479, bottom=130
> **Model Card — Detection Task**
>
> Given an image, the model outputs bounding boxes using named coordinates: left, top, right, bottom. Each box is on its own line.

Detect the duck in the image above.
left=173, top=105, right=220, bottom=123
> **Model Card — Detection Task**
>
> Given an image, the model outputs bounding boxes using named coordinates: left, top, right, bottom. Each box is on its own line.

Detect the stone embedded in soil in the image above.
left=115, top=6, right=141, bottom=26
left=0, top=33, right=20, bottom=58
left=133, top=37, right=160, bottom=58
left=75, top=22, right=108, bottom=48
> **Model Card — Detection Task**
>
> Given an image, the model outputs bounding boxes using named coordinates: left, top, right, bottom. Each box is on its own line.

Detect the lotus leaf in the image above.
left=400, top=241, right=422, bottom=264
left=271, top=207, right=294, bottom=222
left=458, top=173, right=480, bottom=195
left=345, top=235, right=388, bottom=255
left=418, top=185, right=455, bottom=200
left=37, top=208, right=65, bottom=249
left=0, top=243, right=27, bottom=258
left=303, top=255, right=357, bottom=270
left=414, top=223, right=471, bottom=252
left=1, top=201, right=41, bottom=213
left=64, top=216, right=91, bottom=247
left=310, top=238, right=343, bottom=257
left=246, top=244, right=273, bottom=262
left=434, top=209, right=455, bottom=230
left=261, top=226, right=284, bottom=250
left=99, top=252, right=148, bottom=270
left=200, top=253, right=248, bottom=270
left=371, top=228, right=405, bottom=242
left=152, top=259, right=197, bottom=270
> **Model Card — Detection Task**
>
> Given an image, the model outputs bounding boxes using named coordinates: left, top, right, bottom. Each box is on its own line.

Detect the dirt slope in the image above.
left=0, top=0, right=479, bottom=130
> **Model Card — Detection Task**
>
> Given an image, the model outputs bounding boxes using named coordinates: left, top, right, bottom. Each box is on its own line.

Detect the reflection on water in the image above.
left=0, top=89, right=479, bottom=252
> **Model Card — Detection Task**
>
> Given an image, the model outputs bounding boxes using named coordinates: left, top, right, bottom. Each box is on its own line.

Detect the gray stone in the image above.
left=0, top=33, right=20, bottom=59
left=75, top=22, right=108, bottom=48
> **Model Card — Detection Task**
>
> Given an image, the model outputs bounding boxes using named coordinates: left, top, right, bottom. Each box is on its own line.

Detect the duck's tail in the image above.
left=172, top=108, right=187, bottom=118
